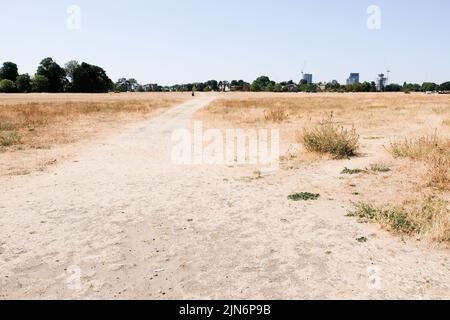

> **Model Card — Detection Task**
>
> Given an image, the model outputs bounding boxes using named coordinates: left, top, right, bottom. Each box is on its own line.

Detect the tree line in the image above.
left=0, top=59, right=113, bottom=93
left=1, top=59, right=449, bottom=93
left=165, top=76, right=450, bottom=93
left=144, top=76, right=450, bottom=93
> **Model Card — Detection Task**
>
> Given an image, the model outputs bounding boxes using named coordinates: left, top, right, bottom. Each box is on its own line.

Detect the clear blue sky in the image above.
left=1, top=0, right=449, bottom=85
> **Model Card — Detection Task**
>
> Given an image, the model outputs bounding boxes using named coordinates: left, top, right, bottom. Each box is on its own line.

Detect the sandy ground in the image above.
left=0, top=94, right=449, bottom=299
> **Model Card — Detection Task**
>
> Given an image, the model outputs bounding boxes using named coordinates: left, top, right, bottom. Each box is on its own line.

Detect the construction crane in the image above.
left=301, top=61, right=307, bottom=79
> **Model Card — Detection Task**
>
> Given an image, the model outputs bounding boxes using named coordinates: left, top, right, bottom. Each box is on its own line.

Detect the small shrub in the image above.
left=299, top=115, right=359, bottom=159
left=356, top=237, right=368, bottom=243
left=341, top=167, right=364, bottom=175
left=349, top=202, right=419, bottom=234
left=0, top=131, right=21, bottom=147
left=264, top=108, right=288, bottom=122
left=348, top=197, right=450, bottom=243
left=368, top=163, right=391, bottom=173
left=288, top=192, right=320, bottom=201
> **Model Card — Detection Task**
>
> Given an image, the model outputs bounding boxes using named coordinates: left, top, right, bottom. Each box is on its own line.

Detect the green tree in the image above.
left=402, top=83, right=421, bottom=92
left=115, top=78, right=129, bottom=92
left=128, top=78, right=139, bottom=91
left=193, top=82, right=205, bottom=92
left=72, top=62, right=113, bottom=93
left=231, top=80, right=250, bottom=91
left=64, top=60, right=80, bottom=83
left=205, top=80, right=219, bottom=91
left=0, top=79, right=16, bottom=93
left=265, top=82, right=275, bottom=92
left=15, top=74, right=32, bottom=93
left=274, top=83, right=283, bottom=92
left=36, top=58, right=66, bottom=92
left=439, top=82, right=450, bottom=91
left=384, top=83, right=402, bottom=92
left=0, top=62, right=19, bottom=82
left=251, top=76, right=272, bottom=92
left=32, top=75, right=50, bottom=92
left=299, top=83, right=318, bottom=92
left=250, top=82, right=261, bottom=92
left=421, top=82, right=437, bottom=92
left=360, top=81, right=372, bottom=92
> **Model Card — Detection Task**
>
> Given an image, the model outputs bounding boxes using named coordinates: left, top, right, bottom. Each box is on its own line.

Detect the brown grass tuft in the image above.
left=388, top=134, right=449, bottom=190
left=426, top=152, right=450, bottom=191
left=444, top=117, right=450, bottom=127
left=298, top=114, right=359, bottom=159
left=388, top=134, right=449, bottom=160
left=264, top=108, right=289, bottom=122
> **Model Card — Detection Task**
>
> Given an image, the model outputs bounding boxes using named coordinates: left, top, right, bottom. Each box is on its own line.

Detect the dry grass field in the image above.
left=196, top=92, right=450, bottom=243
left=1, top=92, right=449, bottom=299
left=0, top=93, right=189, bottom=175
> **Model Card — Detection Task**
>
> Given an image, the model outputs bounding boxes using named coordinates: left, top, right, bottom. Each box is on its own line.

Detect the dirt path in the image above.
left=0, top=95, right=449, bottom=299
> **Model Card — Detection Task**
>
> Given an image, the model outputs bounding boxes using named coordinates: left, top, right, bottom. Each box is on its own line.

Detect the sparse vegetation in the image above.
left=288, top=192, right=320, bottom=201
left=0, top=94, right=186, bottom=149
left=341, top=167, right=364, bottom=175
left=299, top=115, right=359, bottom=159
left=356, top=237, right=368, bottom=243
left=426, top=152, right=450, bottom=191
left=9, top=170, right=31, bottom=176
left=0, top=131, right=21, bottom=147
left=264, top=108, right=288, bottom=122
left=444, top=117, right=450, bottom=126
left=368, top=163, right=391, bottom=173
left=348, top=197, right=450, bottom=243
left=0, top=121, right=15, bottom=131
left=388, top=134, right=449, bottom=190
left=388, top=134, right=449, bottom=160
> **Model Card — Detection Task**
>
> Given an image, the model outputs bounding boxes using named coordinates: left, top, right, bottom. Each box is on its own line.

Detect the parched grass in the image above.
left=444, top=117, right=450, bottom=127
left=348, top=197, right=450, bottom=243
left=426, top=152, right=450, bottom=191
left=264, top=108, right=289, bottom=123
left=388, top=134, right=449, bottom=160
left=299, top=115, right=360, bottom=159
left=388, top=134, right=449, bottom=190
left=0, top=121, right=15, bottom=131
left=0, top=131, right=21, bottom=147
left=0, top=94, right=186, bottom=149
left=0, top=100, right=177, bottom=129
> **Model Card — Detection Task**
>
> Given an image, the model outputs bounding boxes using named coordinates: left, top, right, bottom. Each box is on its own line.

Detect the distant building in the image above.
left=346, top=73, right=360, bottom=85
left=376, top=74, right=388, bottom=91
left=302, top=73, right=313, bottom=84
